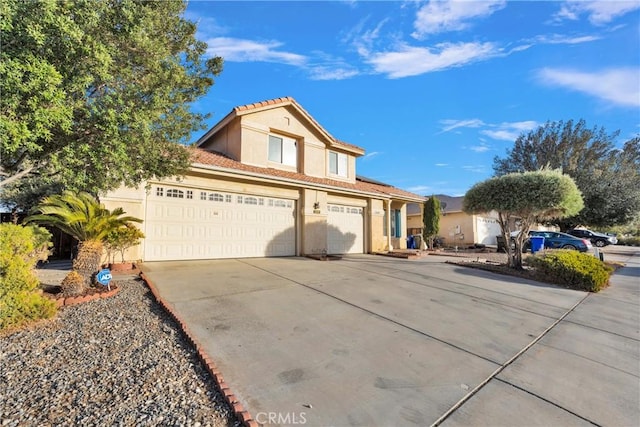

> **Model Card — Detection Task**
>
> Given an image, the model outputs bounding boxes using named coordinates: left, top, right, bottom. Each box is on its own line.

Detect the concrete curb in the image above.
left=140, top=272, right=256, bottom=427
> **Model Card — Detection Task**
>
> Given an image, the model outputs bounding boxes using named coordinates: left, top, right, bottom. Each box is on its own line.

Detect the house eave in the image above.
left=190, top=162, right=421, bottom=202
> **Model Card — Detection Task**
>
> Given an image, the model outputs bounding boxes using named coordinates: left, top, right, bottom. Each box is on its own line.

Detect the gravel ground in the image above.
left=0, top=275, right=239, bottom=427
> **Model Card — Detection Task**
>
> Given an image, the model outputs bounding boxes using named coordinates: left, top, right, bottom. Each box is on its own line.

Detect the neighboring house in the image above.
left=102, top=97, right=424, bottom=261
left=406, top=195, right=502, bottom=247
left=407, top=195, right=559, bottom=248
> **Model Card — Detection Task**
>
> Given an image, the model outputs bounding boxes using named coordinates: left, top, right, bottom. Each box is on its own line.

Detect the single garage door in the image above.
left=327, top=204, right=364, bottom=254
left=475, top=216, right=501, bottom=245
left=144, top=185, right=296, bottom=261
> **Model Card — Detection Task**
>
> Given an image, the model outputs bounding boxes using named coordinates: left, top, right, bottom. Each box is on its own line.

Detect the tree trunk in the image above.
left=73, top=240, right=103, bottom=287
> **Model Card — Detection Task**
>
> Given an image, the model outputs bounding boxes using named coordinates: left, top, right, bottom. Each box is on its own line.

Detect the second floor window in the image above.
left=329, top=151, right=348, bottom=177
left=268, top=135, right=297, bottom=167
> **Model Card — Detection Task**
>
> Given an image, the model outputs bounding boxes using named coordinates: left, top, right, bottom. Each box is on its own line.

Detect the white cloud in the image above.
left=308, top=66, right=359, bottom=81
left=185, top=12, right=227, bottom=38
left=349, top=17, right=391, bottom=57
left=413, top=0, right=506, bottom=38
left=534, top=34, right=602, bottom=44
left=363, top=151, right=381, bottom=160
left=439, top=118, right=485, bottom=132
left=306, top=51, right=360, bottom=80
left=555, top=1, right=640, bottom=25
left=438, top=119, right=538, bottom=141
left=481, top=121, right=539, bottom=141
left=368, top=42, right=500, bottom=78
left=206, top=37, right=307, bottom=66
left=407, top=185, right=432, bottom=193
left=435, top=163, right=449, bottom=167
left=462, top=165, right=488, bottom=173
left=538, top=67, right=640, bottom=107
left=469, top=143, right=490, bottom=153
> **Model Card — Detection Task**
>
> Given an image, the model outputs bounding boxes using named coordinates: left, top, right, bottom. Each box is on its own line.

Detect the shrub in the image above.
left=528, top=250, right=614, bottom=292
left=105, top=224, right=145, bottom=263
left=617, top=237, right=640, bottom=246
left=0, top=224, right=57, bottom=331
left=60, top=271, right=85, bottom=297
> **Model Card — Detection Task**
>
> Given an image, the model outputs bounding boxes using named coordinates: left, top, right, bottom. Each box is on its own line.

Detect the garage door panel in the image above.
left=327, top=204, right=364, bottom=254
left=144, top=186, right=296, bottom=261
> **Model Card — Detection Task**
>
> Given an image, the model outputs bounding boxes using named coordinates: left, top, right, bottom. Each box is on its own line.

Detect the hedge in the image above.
left=528, top=250, right=614, bottom=292
left=0, top=224, right=57, bottom=331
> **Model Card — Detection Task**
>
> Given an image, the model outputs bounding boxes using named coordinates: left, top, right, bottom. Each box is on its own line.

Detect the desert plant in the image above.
left=0, top=223, right=56, bottom=331
left=105, top=225, right=145, bottom=263
left=60, top=271, right=85, bottom=297
left=26, top=191, right=142, bottom=292
left=528, top=250, right=613, bottom=292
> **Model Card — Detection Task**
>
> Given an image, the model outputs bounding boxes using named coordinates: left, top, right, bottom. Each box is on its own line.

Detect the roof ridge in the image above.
left=234, top=96, right=295, bottom=112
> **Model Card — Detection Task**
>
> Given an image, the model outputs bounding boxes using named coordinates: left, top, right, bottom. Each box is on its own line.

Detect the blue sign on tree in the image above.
left=96, top=269, right=112, bottom=290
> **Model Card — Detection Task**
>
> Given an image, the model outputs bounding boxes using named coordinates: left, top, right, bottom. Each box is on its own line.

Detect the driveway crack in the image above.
left=429, top=292, right=591, bottom=426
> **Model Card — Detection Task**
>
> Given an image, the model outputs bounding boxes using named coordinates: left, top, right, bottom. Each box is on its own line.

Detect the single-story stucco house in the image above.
left=406, top=195, right=503, bottom=247
left=102, top=97, right=424, bottom=262
left=407, top=195, right=560, bottom=248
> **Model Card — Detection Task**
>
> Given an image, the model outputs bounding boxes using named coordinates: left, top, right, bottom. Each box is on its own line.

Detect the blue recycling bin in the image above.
left=530, top=236, right=545, bottom=253
left=407, top=235, right=415, bottom=249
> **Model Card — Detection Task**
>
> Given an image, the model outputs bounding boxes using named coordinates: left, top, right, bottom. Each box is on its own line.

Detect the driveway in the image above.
left=142, top=251, right=639, bottom=426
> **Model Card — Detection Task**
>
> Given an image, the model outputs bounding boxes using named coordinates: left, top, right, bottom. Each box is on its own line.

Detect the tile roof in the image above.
left=233, top=96, right=295, bottom=112
left=189, top=148, right=423, bottom=201
left=406, top=194, right=466, bottom=216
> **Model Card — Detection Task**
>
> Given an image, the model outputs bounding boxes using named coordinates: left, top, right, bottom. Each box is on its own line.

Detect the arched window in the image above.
left=166, top=189, right=184, bottom=198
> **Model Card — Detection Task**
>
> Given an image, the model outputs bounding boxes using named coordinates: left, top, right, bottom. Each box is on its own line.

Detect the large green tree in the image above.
left=423, top=195, right=441, bottom=249
left=0, top=0, right=223, bottom=209
left=493, top=120, right=640, bottom=230
left=463, top=170, right=583, bottom=269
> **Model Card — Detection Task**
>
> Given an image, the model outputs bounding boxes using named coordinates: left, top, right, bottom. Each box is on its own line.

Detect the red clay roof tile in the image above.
left=189, top=148, right=423, bottom=201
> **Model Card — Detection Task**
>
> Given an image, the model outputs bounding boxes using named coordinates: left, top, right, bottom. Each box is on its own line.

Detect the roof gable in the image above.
left=196, top=97, right=365, bottom=156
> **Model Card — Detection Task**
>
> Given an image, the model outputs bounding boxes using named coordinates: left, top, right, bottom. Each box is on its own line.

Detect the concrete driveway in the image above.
left=142, top=251, right=639, bottom=426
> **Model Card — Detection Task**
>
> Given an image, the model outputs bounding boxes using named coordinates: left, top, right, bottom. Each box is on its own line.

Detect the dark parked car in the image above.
left=566, top=229, right=617, bottom=247
left=510, top=230, right=593, bottom=252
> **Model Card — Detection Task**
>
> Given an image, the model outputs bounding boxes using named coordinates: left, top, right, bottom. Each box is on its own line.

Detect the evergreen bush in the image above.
left=529, top=250, right=613, bottom=292
left=0, top=224, right=56, bottom=331
left=617, top=237, right=640, bottom=246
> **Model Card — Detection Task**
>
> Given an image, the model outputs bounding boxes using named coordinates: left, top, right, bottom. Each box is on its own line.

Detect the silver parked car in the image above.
left=566, top=229, right=617, bottom=247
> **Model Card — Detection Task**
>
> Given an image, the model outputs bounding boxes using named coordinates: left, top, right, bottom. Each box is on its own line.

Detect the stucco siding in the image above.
left=440, top=212, right=475, bottom=246
left=304, top=144, right=326, bottom=178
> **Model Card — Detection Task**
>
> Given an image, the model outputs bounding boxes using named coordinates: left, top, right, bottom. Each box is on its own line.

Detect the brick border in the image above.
left=51, top=285, right=120, bottom=308
left=140, top=272, right=256, bottom=427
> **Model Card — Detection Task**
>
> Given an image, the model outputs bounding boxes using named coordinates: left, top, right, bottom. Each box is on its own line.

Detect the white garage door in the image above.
left=475, top=216, right=501, bottom=245
left=327, top=204, right=364, bottom=254
left=144, top=185, right=296, bottom=261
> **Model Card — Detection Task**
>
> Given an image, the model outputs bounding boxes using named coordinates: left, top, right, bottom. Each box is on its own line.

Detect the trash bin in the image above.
left=414, top=235, right=422, bottom=250
left=407, top=235, right=415, bottom=249
left=530, top=236, right=545, bottom=253
left=496, top=235, right=506, bottom=253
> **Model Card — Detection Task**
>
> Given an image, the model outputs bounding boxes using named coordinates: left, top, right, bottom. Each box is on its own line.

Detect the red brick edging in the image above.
left=52, top=286, right=120, bottom=308
left=140, top=272, right=257, bottom=427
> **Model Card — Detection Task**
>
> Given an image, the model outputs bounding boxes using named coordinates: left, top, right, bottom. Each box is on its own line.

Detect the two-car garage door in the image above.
left=144, top=185, right=296, bottom=261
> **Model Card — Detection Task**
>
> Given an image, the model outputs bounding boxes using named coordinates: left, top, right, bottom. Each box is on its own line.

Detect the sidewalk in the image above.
left=442, top=248, right=640, bottom=426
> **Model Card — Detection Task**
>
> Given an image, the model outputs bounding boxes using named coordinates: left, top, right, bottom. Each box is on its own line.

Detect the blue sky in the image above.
left=186, top=0, right=640, bottom=196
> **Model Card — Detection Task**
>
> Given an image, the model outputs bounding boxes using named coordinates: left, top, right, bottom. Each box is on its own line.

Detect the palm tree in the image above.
left=27, top=191, right=142, bottom=293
